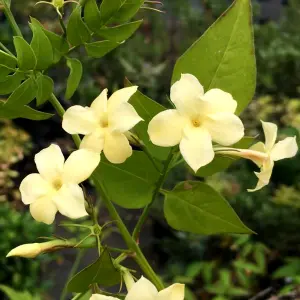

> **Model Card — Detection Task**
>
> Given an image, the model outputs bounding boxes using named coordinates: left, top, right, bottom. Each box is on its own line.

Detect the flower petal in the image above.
left=20, top=173, right=54, bottom=205
left=271, top=136, right=298, bottom=161
left=80, top=130, right=105, bottom=153
left=90, top=295, right=120, bottom=300
left=203, top=112, right=244, bottom=146
left=201, top=88, right=237, bottom=114
left=157, top=284, right=185, bottom=300
left=62, top=105, right=97, bottom=135
left=30, top=196, right=58, bottom=225
left=109, top=102, right=143, bottom=133
left=91, top=88, right=108, bottom=115
left=180, top=127, right=214, bottom=172
left=125, top=277, right=157, bottom=300
left=261, top=121, right=277, bottom=152
left=104, top=133, right=132, bottom=164
left=170, top=74, right=204, bottom=117
left=248, top=159, right=274, bottom=192
left=63, top=149, right=100, bottom=184
left=52, top=184, right=88, bottom=219
left=35, top=144, right=65, bottom=183
left=108, top=86, right=138, bottom=112
left=148, top=109, right=186, bottom=147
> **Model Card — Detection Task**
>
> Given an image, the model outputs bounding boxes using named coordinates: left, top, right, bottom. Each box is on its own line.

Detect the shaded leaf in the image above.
left=164, top=181, right=253, bottom=235
left=85, top=40, right=120, bottom=58
left=0, top=50, right=17, bottom=77
left=0, top=72, right=24, bottom=95
left=96, top=20, right=143, bottom=42
left=99, top=0, right=123, bottom=25
left=172, top=0, right=256, bottom=114
left=94, top=151, right=160, bottom=209
left=13, top=36, right=37, bottom=70
left=36, top=74, right=54, bottom=106
left=125, top=78, right=171, bottom=161
left=4, top=77, right=36, bottom=108
left=30, top=17, right=54, bottom=70
left=67, top=6, right=91, bottom=47
left=112, top=0, right=144, bottom=23
left=84, top=0, right=102, bottom=32
left=65, top=58, right=83, bottom=100
left=67, top=249, right=120, bottom=292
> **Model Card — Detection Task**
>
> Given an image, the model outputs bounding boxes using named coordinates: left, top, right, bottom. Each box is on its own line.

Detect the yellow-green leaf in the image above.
left=65, top=58, right=83, bottom=100
left=30, top=18, right=54, bottom=70
left=67, top=6, right=91, bottom=47
left=36, top=74, right=54, bottom=106
left=172, top=0, right=256, bottom=114
left=85, top=40, right=120, bottom=58
left=164, top=181, right=253, bottom=235
left=13, top=36, right=37, bottom=70
left=96, top=20, right=143, bottom=42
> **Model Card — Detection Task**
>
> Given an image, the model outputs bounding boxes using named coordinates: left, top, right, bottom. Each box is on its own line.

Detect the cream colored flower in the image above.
left=90, top=277, right=185, bottom=300
left=62, top=87, right=143, bottom=164
left=148, top=74, right=244, bottom=172
left=20, top=144, right=100, bottom=224
left=215, top=121, right=298, bottom=192
left=7, top=243, right=44, bottom=259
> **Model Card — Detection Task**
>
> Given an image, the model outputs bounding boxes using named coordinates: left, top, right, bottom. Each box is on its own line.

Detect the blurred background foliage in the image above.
left=1, top=0, right=300, bottom=299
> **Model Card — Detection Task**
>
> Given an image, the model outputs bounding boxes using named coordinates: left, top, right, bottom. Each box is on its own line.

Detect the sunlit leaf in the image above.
left=85, top=40, right=120, bottom=58
left=172, top=0, right=256, bottom=114
left=164, top=181, right=253, bottom=235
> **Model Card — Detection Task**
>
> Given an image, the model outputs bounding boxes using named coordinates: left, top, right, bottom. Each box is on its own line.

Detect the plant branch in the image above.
left=132, top=149, right=174, bottom=242
left=0, top=41, right=14, bottom=56
left=2, top=0, right=23, bottom=37
left=49, top=93, right=165, bottom=291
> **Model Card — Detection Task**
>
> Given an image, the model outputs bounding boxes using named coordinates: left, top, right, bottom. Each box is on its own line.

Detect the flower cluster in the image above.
left=17, top=74, right=298, bottom=226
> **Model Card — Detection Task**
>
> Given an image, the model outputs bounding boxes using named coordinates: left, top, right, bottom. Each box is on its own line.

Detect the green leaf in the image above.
left=29, top=18, right=69, bottom=64
left=94, top=151, right=160, bottom=208
left=4, top=77, right=36, bottom=108
left=85, top=40, right=120, bottom=58
left=125, top=78, right=171, bottom=161
left=273, top=259, right=300, bottom=279
left=196, top=136, right=254, bottom=177
left=0, top=72, right=24, bottom=95
left=13, top=36, right=37, bottom=70
left=84, top=0, right=102, bottom=32
left=164, top=181, right=253, bottom=235
left=172, top=0, right=256, bottom=114
left=30, top=18, right=54, bottom=70
left=36, top=74, right=54, bottom=106
left=67, top=6, right=91, bottom=47
left=67, top=248, right=120, bottom=292
left=0, top=102, right=52, bottom=120
left=0, top=285, right=35, bottom=300
left=65, top=58, right=83, bottom=100
left=96, top=20, right=143, bottom=42
left=112, top=0, right=144, bottom=23
left=0, top=50, right=17, bottom=77
left=99, top=0, right=123, bottom=25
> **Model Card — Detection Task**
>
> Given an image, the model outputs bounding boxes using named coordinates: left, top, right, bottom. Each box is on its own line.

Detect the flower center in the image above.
left=192, top=118, right=201, bottom=127
left=99, top=114, right=109, bottom=128
left=52, top=178, right=63, bottom=190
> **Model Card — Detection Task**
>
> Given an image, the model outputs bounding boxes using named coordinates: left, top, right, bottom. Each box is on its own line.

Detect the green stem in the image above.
left=0, top=41, right=14, bottom=56
left=132, top=149, right=174, bottom=241
left=2, top=0, right=23, bottom=37
left=49, top=94, right=165, bottom=290
left=60, top=249, right=86, bottom=300
left=58, top=15, right=67, bottom=36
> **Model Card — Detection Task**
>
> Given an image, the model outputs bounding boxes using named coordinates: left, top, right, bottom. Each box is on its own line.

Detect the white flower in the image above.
left=148, top=74, right=244, bottom=172
left=90, top=277, right=185, bottom=300
left=215, top=121, right=298, bottom=192
left=62, top=87, right=143, bottom=164
left=20, top=144, right=100, bottom=224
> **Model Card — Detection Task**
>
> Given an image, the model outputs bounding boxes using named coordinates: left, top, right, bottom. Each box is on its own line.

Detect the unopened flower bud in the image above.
left=53, top=0, right=64, bottom=8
